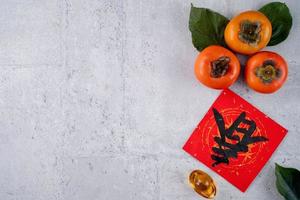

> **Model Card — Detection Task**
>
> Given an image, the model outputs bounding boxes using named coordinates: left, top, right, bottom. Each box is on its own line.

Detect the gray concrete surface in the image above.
left=0, top=0, right=299, bottom=199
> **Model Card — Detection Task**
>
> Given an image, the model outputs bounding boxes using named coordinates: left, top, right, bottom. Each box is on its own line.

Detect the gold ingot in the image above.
left=189, top=170, right=217, bottom=199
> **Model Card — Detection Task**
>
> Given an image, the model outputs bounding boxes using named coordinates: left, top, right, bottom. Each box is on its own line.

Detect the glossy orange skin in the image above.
left=194, top=45, right=240, bottom=89
left=225, top=11, right=272, bottom=55
left=245, top=51, right=288, bottom=93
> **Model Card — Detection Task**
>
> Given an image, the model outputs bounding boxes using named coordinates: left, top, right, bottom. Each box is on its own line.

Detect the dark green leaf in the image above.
left=259, top=2, right=293, bottom=46
left=275, top=163, right=300, bottom=200
left=189, top=4, right=229, bottom=51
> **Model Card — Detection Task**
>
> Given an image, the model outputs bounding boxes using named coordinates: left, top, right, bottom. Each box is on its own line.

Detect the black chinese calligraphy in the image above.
left=211, top=108, right=268, bottom=167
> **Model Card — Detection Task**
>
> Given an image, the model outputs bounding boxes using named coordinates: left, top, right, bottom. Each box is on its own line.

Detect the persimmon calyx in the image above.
left=210, top=56, right=230, bottom=78
left=255, top=60, right=282, bottom=84
left=238, top=20, right=261, bottom=46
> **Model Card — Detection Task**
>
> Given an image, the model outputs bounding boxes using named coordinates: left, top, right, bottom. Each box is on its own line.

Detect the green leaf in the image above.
left=189, top=4, right=229, bottom=51
left=275, top=163, right=300, bottom=200
left=259, top=2, right=293, bottom=46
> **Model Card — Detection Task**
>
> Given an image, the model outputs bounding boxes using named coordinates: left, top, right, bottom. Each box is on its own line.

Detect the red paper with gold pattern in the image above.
left=183, top=89, right=287, bottom=192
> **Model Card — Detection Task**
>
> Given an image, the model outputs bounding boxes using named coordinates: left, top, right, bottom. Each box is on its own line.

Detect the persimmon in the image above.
left=225, top=11, right=272, bottom=55
left=194, top=45, right=240, bottom=89
left=245, top=51, right=288, bottom=93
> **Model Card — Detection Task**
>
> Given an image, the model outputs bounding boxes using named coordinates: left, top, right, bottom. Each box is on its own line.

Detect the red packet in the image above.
left=183, top=89, right=287, bottom=192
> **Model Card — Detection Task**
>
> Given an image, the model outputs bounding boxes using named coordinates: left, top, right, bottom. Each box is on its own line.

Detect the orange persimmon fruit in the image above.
left=194, top=45, right=240, bottom=89
left=225, top=11, right=272, bottom=55
left=245, top=51, right=288, bottom=93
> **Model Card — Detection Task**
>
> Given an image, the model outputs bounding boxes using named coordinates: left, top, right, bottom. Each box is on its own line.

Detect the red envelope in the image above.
left=183, top=89, right=287, bottom=192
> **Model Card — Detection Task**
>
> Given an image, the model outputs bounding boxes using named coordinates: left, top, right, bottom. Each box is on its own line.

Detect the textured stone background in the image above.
left=0, top=0, right=299, bottom=199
